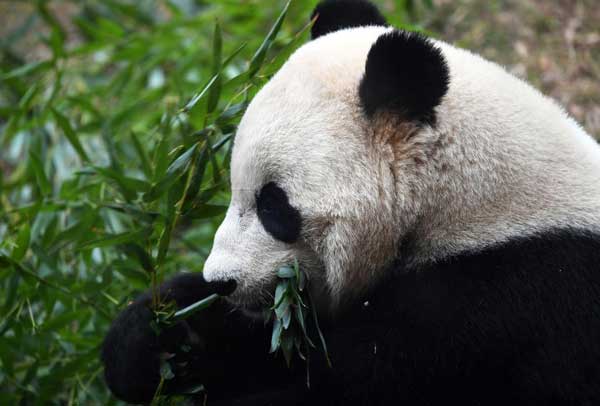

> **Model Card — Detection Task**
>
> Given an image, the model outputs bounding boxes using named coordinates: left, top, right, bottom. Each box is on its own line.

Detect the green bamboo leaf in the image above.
left=18, top=84, right=40, bottom=111
left=131, top=132, right=153, bottom=179
left=220, top=70, right=252, bottom=96
left=171, top=293, right=220, bottom=322
left=12, top=222, right=31, bottom=261
left=270, top=318, right=283, bottom=353
left=160, top=359, right=175, bottom=380
left=1, top=113, right=22, bottom=146
left=180, top=384, right=206, bottom=395
left=294, top=304, right=314, bottom=347
left=0, top=255, right=12, bottom=269
left=96, top=17, right=126, bottom=39
left=272, top=281, right=289, bottom=310
left=155, top=182, right=182, bottom=265
left=51, top=108, right=90, bottom=162
left=22, top=359, right=40, bottom=388
left=165, top=144, right=197, bottom=177
left=40, top=311, right=79, bottom=332
left=274, top=296, right=290, bottom=319
left=207, top=21, right=223, bottom=114
left=1, top=60, right=53, bottom=80
left=103, top=0, right=154, bottom=27
left=29, top=152, right=52, bottom=197
left=207, top=144, right=221, bottom=184
left=212, top=133, right=233, bottom=152
left=281, top=333, right=294, bottom=366
left=90, top=166, right=150, bottom=200
left=183, top=74, right=220, bottom=114
left=282, top=306, right=292, bottom=329
left=36, top=0, right=66, bottom=58
left=66, top=95, right=101, bottom=118
left=184, top=205, right=228, bottom=222
left=120, top=243, right=154, bottom=273
left=308, top=288, right=332, bottom=368
left=77, top=229, right=147, bottom=250
left=48, top=212, right=98, bottom=254
left=277, top=266, right=295, bottom=279
left=113, top=263, right=149, bottom=286
left=224, top=43, right=248, bottom=66
left=197, top=183, right=226, bottom=203
left=182, top=144, right=210, bottom=212
left=184, top=41, right=248, bottom=116
left=156, top=224, right=173, bottom=266
left=143, top=143, right=198, bottom=203
left=261, top=14, right=315, bottom=78
left=153, top=133, right=171, bottom=181
left=102, top=203, right=160, bottom=223
left=2, top=274, right=20, bottom=314
left=163, top=0, right=184, bottom=17
left=248, top=1, right=291, bottom=77
left=216, top=102, right=247, bottom=127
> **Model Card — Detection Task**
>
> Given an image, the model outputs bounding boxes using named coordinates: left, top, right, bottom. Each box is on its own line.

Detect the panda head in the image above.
left=203, top=0, right=450, bottom=310
left=203, top=0, right=600, bottom=312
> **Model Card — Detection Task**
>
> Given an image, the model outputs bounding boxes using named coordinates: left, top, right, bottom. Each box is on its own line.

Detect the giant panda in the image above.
left=101, top=0, right=600, bottom=404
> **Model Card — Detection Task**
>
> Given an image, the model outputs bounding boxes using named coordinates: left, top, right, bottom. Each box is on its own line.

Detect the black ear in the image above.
left=359, top=30, right=449, bottom=126
left=311, top=0, right=387, bottom=40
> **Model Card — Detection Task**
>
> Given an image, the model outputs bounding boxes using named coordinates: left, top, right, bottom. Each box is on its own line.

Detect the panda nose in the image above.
left=209, top=278, right=237, bottom=296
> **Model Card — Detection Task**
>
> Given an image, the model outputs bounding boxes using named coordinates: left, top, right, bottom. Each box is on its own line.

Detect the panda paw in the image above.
left=101, top=273, right=236, bottom=404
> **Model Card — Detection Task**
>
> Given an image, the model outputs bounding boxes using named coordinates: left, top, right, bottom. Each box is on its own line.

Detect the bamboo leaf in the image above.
left=277, top=266, right=295, bottom=279
left=184, top=204, right=227, bottom=220
left=51, top=108, right=90, bottom=162
left=270, top=318, right=283, bottom=353
left=143, top=143, right=198, bottom=202
left=77, top=229, right=148, bottom=250
left=12, top=222, right=31, bottom=261
left=120, top=243, right=154, bottom=273
left=183, top=74, right=220, bottom=114
left=261, top=14, right=315, bottom=78
left=1, top=60, right=53, bottom=80
left=131, top=132, right=152, bottom=178
left=171, top=293, right=220, bottom=322
left=182, top=142, right=210, bottom=212
left=207, top=21, right=223, bottom=114
left=29, top=152, right=52, bottom=196
left=248, top=0, right=291, bottom=77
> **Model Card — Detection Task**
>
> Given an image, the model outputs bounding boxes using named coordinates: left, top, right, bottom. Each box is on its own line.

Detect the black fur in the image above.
left=102, top=229, right=600, bottom=405
left=256, top=182, right=301, bottom=244
left=310, top=0, right=387, bottom=39
left=101, top=273, right=291, bottom=404
left=359, top=30, right=449, bottom=125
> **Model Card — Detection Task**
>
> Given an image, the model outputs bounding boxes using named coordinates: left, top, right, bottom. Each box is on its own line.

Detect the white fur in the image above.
left=203, top=26, right=600, bottom=309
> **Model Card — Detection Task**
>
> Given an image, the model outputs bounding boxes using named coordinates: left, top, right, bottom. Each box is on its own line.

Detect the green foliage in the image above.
left=0, top=0, right=430, bottom=403
left=269, top=260, right=330, bottom=386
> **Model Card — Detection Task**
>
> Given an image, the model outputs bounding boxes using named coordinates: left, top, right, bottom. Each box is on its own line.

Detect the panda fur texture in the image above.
left=102, top=0, right=600, bottom=404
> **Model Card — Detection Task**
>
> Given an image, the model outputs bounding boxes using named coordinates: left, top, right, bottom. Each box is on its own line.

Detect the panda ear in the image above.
left=359, top=30, right=449, bottom=126
left=310, top=0, right=388, bottom=40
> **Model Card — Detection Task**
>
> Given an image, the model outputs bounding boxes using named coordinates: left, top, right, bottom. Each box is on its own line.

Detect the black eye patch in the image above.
left=256, top=182, right=301, bottom=243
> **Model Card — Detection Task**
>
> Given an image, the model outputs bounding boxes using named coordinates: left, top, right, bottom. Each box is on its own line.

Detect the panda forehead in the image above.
left=282, top=26, right=391, bottom=94
left=229, top=26, right=415, bottom=206
left=232, top=27, right=392, bottom=164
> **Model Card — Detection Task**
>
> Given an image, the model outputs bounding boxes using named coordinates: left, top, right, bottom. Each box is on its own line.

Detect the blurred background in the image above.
left=0, top=0, right=598, bottom=404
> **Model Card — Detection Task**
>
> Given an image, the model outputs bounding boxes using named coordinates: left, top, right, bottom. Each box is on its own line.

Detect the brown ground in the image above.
left=427, top=0, right=600, bottom=138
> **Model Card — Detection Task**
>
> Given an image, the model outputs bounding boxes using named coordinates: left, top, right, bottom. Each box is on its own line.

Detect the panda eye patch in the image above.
left=256, top=182, right=301, bottom=243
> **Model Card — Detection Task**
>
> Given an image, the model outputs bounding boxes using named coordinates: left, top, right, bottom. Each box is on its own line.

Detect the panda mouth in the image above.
left=241, top=302, right=268, bottom=318
left=227, top=287, right=278, bottom=320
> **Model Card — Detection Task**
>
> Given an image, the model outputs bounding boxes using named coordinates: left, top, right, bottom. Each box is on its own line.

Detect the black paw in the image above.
left=101, top=273, right=236, bottom=403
